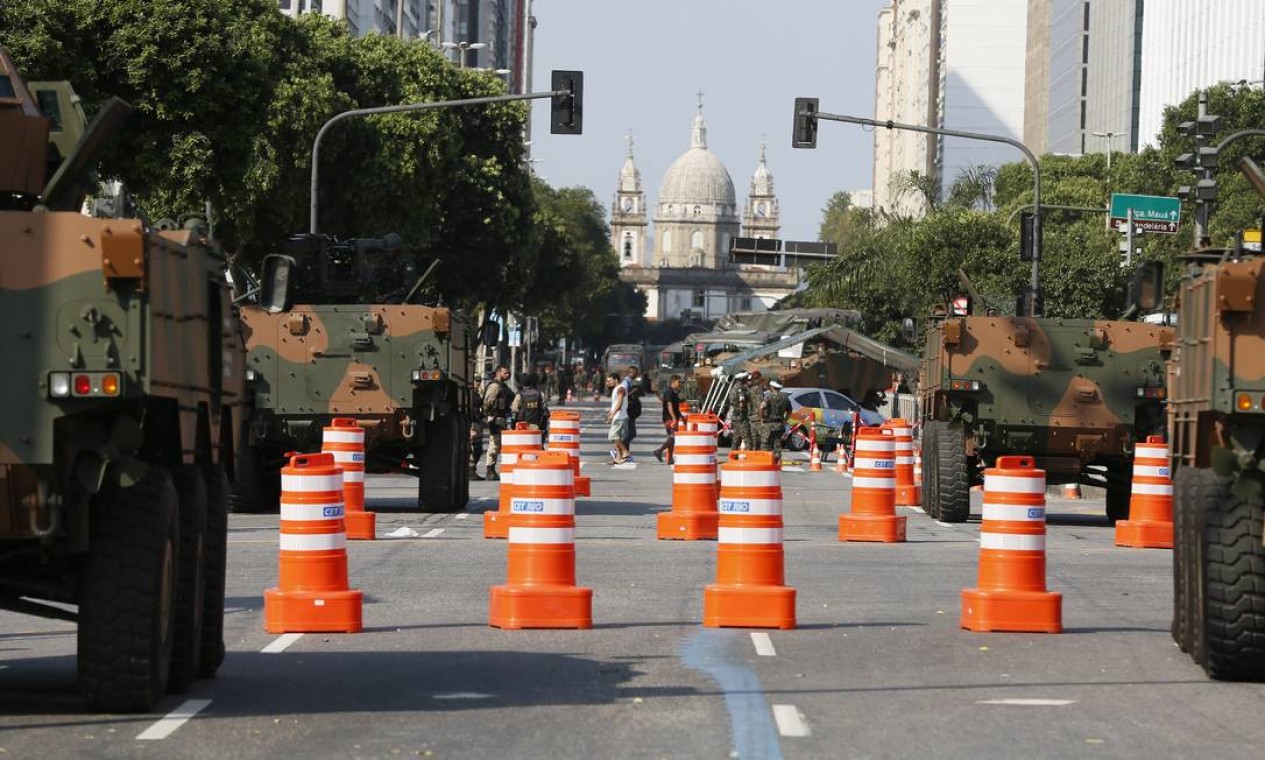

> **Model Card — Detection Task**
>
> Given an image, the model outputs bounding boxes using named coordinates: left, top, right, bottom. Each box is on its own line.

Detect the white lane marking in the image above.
left=935, top=521, right=956, bottom=528
left=136, top=699, right=212, bottom=740
left=422, top=528, right=445, bottom=538
left=432, top=692, right=495, bottom=700
left=908, top=506, right=926, bottom=513
left=455, top=513, right=470, bottom=520
left=750, top=632, right=777, bottom=657
left=772, top=704, right=810, bottom=737
left=261, top=633, right=303, bottom=654
left=977, top=698, right=1076, bottom=706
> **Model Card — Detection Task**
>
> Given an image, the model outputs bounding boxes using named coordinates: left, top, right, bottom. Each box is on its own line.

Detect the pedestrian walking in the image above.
left=481, top=365, right=513, bottom=480
left=622, top=366, right=643, bottom=458
left=653, top=374, right=683, bottom=464
left=605, top=372, right=630, bottom=463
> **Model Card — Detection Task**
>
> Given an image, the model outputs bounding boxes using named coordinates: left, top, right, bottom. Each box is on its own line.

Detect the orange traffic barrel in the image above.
left=679, top=402, right=692, bottom=414
left=886, top=419, right=919, bottom=507
left=1062, top=483, right=1082, bottom=499
left=839, top=426, right=906, bottom=543
left=264, top=453, right=363, bottom=633
left=913, top=449, right=922, bottom=490
left=1115, top=436, right=1174, bottom=549
left=484, top=425, right=543, bottom=539
left=703, top=450, right=796, bottom=629
left=489, top=450, right=592, bottom=629
left=547, top=410, right=590, bottom=497
left=808, top=428, right=823, bottom=472
left=687, top=413, right=722, bottom=498
left=322, top=418, right=375, bottom=540
left=961, top=455, right=1062, bottom=633
left=657, top=427, right=720, bottom=540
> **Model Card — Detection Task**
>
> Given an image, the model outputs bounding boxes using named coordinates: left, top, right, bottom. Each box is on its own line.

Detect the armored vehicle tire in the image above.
left=920, top=425, right=940, bottom=520
left=1105, top=466, right=1131, bottom=524
left=168, top=466, right=207, bottom=694
left=230, top=441, right=279, bottom=514
left=1172, top=467, right=1193, bottom=651
left=934, top=423, right=971, bottom=523
left=78, top=468, right=179, bottom=713
left=455, top=413, right=471, bottom=509
left=199, top=465, right=229, bottom=678
left=1201, top=470, right=1265, bottom=681
left=418, top=414, right=463, bottom=512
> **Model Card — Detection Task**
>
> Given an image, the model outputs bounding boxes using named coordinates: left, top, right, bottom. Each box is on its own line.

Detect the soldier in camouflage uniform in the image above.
left=468, top=377, right=486, bottom=480
left=482, top=365, right=513, bottom=480
left=757, top=380, right=792, bottom=457
left=727, top=373, right=753, bottom=450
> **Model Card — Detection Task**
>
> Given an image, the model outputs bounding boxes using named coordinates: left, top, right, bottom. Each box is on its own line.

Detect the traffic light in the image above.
left=1019, top=210, right=1035, bottom=261
left=549, top=70, right=583, bottom=135
left=792, top=97, right=818, bottom=149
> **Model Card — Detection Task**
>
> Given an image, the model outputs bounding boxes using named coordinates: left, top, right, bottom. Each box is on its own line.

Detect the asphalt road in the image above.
left=2, top=400, right=1264, bottom=759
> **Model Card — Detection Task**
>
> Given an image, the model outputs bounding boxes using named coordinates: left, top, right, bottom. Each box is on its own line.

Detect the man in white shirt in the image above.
left=605, top=372, right=629, bottom=464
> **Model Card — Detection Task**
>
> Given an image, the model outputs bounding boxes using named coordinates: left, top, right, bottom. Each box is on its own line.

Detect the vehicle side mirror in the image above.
left=900, top=317, right=917, bottom=345
left=481, top=320, right=502, bottom=347
left=1129, top=260, right=1165, bottom=313
left=260, top=254, right=296, bottom=314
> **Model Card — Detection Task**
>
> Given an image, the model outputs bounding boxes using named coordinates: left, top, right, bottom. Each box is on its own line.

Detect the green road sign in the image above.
left=1109, top=193, right=1181, bottom=234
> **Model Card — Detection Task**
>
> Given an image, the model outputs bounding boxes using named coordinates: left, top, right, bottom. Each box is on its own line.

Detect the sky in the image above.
left=527, top=0, right=891, bottom=242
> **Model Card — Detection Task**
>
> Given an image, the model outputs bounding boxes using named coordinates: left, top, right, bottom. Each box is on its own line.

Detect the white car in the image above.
left=784, top=387, right=885, bottom=431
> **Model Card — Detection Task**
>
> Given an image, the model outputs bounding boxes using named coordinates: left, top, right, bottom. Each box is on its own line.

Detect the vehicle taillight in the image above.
left=74, top=374, right=92, bottom=396
left=1237, top=393, right=1254, bottom=411
left=948, top=378, right=983, bottom=392
left=1136, top=386, right=1166, bottom=400
left=49, top=372, right=71, bottom=398
left=101, top=374, right=120, bottom=396
left=51, top=371, right=124, bottom=399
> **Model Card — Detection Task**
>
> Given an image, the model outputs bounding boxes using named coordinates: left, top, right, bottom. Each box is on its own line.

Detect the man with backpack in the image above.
left=622, top=366, right=644, bottom=460
left=511, top=372, right=550, bottom=444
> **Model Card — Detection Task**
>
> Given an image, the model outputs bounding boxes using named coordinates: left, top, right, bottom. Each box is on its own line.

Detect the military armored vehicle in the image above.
left=0, top=50, right=245, bottom=711
left=1169, top=155, right=1265, bottom=681
left=234, top=233, right=473, bottom=513
left=917, top=311, right=1171, bottom=523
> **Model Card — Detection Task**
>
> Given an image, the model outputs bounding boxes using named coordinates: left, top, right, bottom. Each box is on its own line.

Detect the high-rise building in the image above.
left=1137, top=0, right=1265, bottom=147
left=872, top=0, right=1027, bottom=216
left=450, top=0, right=533, bottom=93
left=1045, top=0, right=1089, bottom=155
left=1083, top=0, right=1143, bottom=154
left=279, top=0, right=430, bottom=39
left=1024, top=0, right=1052, bottom=155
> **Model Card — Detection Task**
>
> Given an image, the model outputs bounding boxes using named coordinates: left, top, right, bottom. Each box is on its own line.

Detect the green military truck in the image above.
left=918, top=313, right=1171, bottom=522
left=0, top=50, right=245, bottom=711
left=233, top=233, right=473, bottom=513
left=1169, top=155, right=1265, bottom=681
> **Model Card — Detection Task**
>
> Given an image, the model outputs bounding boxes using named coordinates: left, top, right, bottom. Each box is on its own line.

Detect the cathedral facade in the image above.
left=610, top=103, right=800, bottom=322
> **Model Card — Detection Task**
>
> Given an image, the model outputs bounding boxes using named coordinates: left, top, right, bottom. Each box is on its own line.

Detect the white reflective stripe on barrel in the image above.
left=1133, top=465, right=1171, bottom=479
left=979, top=532, right=1045, bottom=551
left=853, top=457, right=896, bottom=471
left=508, top=527, right=575, bottom=544
left=718, top=497, right=783, bottom=515
left=895, top=456, right=914, bottom=465
left=501, top=453, right=519, bottom=466
left=322, top=430, right=364, bottom=444
left=675, top=453, right=717, bottom=466
left=676, top=434, right=714, bottom=448
left=1135, top=444, right=1169, bottom=458
left=511, top=497, right=575, bottom=515
left=851, top=476, right=895, bottom=490
left=503, top=434, right=541, bottom=447
left=281, top=473, right=343, bottom=493
left=281, top=502, right=345, bottom=522
left=501, top=471, right=514, bottom=484
left=855, top=439, right=895, bottom=453
left=341, top=470, right=365, bottom=483
left=984, top=475, right=1046, bottom=494
left=982, top=503, right=1046, bottom=522
left=548, top=433, right=579, bottom=444
left=326, top=450, right=364, bottom=465
left=718, top=527, right=783, bottom=544
left=551, top=421, right=580, bottom=430
left=280, top=532, right=347, bottom=551
left=674, top=471, right=717, bottom=484
left=1132, top=482, right=1173, bottom=496
left=721, top=469, right=780, bottom=488
left=514, top=469, right=573, bottom=487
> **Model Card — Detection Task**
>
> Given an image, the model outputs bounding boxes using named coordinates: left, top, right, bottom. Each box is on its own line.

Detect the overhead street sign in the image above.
left=1109, top=193, right=1181, bottom=234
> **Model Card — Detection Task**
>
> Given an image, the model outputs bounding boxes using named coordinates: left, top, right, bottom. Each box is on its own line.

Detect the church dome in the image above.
left=657, top=107, right=736, bottom=207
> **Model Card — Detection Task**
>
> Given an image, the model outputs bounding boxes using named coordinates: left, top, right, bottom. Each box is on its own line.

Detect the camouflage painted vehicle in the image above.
left=0, top=50, right=245, bottom=711
left=1169, top=157, right=1265, bottom=681
left=234, top=233, right=473, bottom=513
left=917, top=314, right=1171, bottom=522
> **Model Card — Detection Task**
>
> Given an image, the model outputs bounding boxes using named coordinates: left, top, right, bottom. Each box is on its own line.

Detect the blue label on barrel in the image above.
left=512, top=500, right=545, bottom=513
left=875, top=460, right=895, bottom=468
left=352, top=453, right=365, bottom=462
left=1028, top=508, right=1045, bottom=519
left=323, top=506, right=344, bottom=518
left=720, top=500, right=750, bottom=513
left=1159, top=468, right=1170, bottom=477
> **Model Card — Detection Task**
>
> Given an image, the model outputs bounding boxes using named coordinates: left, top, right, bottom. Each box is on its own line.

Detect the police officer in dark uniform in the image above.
left=511, top=372, right=550, bottom=444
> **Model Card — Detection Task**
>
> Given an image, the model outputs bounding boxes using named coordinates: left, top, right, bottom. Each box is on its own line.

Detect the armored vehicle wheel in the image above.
left=168, top=466, right=207, bottom=694
left=1172, top=467, right=1193, bottom=651
left=78, top=468, right=179, bottom=713
left=230, top=442, right=279, bottom=514
left=455, top=413, right=471, bottom=509
left=418, top=414, right=463, bottom=512
left=921, top=424, right=942, bottom=520
left=934, top=423, right=971, bottom=523
left=1202, top=471, right=1265, bottom=680
left=199, top=465, right=229, bottom=678
left=1105, top=464, right=1131, bottom=524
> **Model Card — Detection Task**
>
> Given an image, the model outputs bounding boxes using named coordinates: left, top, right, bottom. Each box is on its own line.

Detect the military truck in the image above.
left=1169, top=155, right=1265, bottom=681
left=917, top=312, right=1171, bottom=523
left=233, top=233, right=474, bottom=513
left=0, top=50, right=245, bottom=711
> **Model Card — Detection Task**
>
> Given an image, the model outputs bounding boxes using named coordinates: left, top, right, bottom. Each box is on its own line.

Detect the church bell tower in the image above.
left=741, top=139, right=781, bottom=240
left=610, top=131, right=648, bottom=268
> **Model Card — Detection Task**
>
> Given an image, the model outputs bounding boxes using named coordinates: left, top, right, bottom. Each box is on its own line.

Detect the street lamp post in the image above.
left=1090, top=130, right=1125, bottom=170
left=442, top=40, right=487, bottom=69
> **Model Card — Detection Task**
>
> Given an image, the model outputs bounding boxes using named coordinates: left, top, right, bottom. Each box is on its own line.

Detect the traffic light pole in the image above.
left=309, top=90, right=567, bottom=234
left=805, top=108, right=1044, bottom=316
